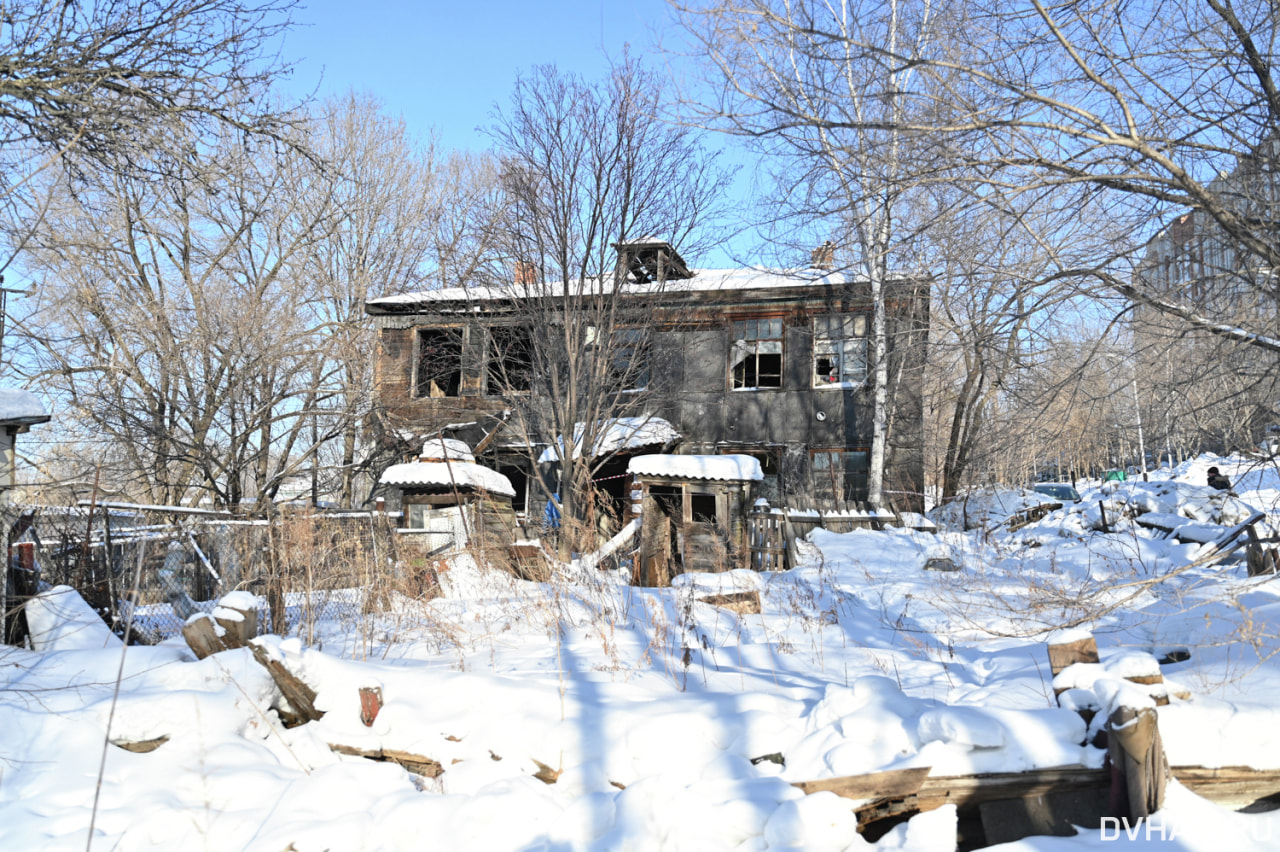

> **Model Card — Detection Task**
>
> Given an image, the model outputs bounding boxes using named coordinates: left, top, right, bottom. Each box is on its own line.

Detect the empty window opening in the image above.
left=690, top=493, right=718, bottom=524
left=729, top=449, right=781, bottom=504
left=488, top=326, right=534, bottom=393
left=814, top=314, right=868, bottom=386
left=415, top=329, right=462, bottom=398
left=731, top=317, right=783, bottom=389
left=649, top=484, right=683, bottom=519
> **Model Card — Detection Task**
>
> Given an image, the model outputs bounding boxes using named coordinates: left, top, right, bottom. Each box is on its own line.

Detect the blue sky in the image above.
left=283, top=0, right=682, bottom=152
left=279, top=1, right=764, bottom=265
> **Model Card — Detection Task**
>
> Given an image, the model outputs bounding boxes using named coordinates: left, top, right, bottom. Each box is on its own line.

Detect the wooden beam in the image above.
left=792, top=766, right=930, bottom=801
left=797, top=764, right=1280, bottom=826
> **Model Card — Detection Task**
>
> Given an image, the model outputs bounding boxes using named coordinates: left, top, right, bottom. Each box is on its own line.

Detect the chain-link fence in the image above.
left=2, top=504, right=434, bottom=645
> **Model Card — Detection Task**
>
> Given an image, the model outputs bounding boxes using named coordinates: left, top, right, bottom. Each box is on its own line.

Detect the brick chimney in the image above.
left=811, top=241, right=835, bottom=270
left=513, top=259, right=538, bottom=285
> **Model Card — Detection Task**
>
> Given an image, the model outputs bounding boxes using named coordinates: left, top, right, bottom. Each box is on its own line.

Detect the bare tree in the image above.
left=0, top=0, right=298, bottom=184
left=301, top=93, right=502, bottom=507
left=17, top=126, right=341, bottom=509
left=484, top=58, right=733, bottom=552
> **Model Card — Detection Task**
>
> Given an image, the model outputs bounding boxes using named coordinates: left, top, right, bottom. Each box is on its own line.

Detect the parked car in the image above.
left=1033, top=483, right=1082, bottom=503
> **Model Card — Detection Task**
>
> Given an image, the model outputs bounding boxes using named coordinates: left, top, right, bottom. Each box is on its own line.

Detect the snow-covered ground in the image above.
left=5, top=453, right=1280, bottom=851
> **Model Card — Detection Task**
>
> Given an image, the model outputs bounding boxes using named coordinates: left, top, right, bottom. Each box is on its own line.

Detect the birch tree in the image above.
left=675, top=0, right=943, bottom=506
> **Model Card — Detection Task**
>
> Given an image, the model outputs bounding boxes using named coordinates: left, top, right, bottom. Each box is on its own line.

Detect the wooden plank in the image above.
left=249, top=641, right=324, bottom=726
left=792, top=766, right=932, bottom=801
left=827, top=763, right=1280, bottom=830
left=329, top=743, right=443, bottom=778
left=111, top=736, right=170, bottom=753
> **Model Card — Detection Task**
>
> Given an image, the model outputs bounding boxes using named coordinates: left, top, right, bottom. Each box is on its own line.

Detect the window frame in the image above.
left=730, top=315, right=785, bottom=390
left=812, top=313, right=868, bottom=389
left=810, top=448, right=871, bottom=506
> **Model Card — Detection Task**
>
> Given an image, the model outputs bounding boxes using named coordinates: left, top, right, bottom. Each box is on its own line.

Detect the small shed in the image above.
left=0, top=389, right=50, bottom=504
left=379, top=440, right=518, bottom=558
left=629, top=454, right=763, bottom=586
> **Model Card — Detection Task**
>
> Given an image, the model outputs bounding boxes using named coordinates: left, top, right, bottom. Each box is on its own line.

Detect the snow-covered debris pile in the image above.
left=1015, top=479, right=1277, bottom=540
left=928, top=486, right=1059, bottom=531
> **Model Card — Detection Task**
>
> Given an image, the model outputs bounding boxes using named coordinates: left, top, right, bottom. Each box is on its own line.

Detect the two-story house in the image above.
left=365, top=240, right=928, bottom=531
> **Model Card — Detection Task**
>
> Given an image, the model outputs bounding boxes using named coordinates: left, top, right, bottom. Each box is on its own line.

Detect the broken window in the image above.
left=730, top=317, right=783, bottom=389
left=487, top=325, right=533, bottom=394
left=414, top=328, right=463, bottom=398
left=812, top=449, right=870, bottom=505
left=813, top=314, right=868, bottom=387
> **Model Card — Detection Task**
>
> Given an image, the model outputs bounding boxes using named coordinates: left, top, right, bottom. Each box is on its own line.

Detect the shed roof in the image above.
left=628, top=454, right=764, bottom=482
left=379, top=461, right=515, bottom=496
left=537, top=416, right=681, bottom=463
left=0, top=388, right=50, bottom=426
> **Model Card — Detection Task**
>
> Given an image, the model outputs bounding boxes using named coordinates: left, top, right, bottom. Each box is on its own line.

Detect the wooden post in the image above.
left=1107, top=704, right=1168, bottom=823
left=266, top=521, right=288, bottom=636
left=4, top=541, right=38, bottom=646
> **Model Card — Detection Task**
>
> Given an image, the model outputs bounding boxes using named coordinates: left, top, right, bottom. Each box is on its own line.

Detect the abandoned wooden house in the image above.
left=365, top=239, right=928, bottom=548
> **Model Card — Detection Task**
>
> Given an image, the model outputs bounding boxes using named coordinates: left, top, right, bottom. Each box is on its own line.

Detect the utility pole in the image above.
left=0, top=274, right=34, bottom=366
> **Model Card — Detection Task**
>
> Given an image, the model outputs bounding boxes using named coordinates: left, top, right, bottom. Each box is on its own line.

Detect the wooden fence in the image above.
left=748, top=505, right=890, bottom=572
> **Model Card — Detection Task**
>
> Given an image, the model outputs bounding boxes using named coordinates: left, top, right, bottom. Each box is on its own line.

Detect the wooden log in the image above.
left=1048, top=636, right=1100, bottom=678
left=329, top=743, right=443, bottom=778
left=214, top=604, right=257, bottom=648
left=249, top=641, right=324, bottom=726
left=697, top=590, right=762, bottom=615
left=1048, top=635, right=1100, bottom=700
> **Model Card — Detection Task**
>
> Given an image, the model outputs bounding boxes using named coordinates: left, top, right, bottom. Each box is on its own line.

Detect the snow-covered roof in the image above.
left=0, top=388, right=49, bottom=424
left=628, top=454, right=764, bottom=482
left=367, top=267, right=873, bottom=310
left=379, top=461, right=515, bottom=496
left=537, top=417, right=681, bottom=463
left=420, top=437, right=475, bottom=463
